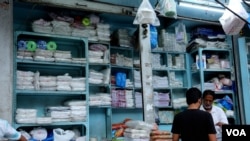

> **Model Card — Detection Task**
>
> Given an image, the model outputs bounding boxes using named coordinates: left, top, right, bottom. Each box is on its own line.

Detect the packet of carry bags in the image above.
left=219, top=0, right=249, bottom=35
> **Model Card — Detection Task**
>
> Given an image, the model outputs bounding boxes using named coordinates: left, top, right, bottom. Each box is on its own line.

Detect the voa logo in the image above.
left=226, top=129, right=247, bottom=136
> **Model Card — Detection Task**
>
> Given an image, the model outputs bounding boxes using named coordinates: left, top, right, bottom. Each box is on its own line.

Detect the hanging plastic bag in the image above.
left=150, top=24, right=158, bottom=49
left=155, top=0, right=177, bottom=18
left=175, top=22, right=187, bottom=44
left=219, top=0, right=249, bottom=35
left=133, top=0, right=160, bottom=26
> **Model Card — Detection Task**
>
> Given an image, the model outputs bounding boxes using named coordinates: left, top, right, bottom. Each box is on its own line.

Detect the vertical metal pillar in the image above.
left=139, top=24, right=155, bottom=124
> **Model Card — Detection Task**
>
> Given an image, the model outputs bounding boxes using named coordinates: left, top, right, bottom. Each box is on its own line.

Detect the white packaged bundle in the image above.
left=54, top=50, right=72, bottom=59
left=35, top=49, right=54, bottom=57
left=49, top=110, right=71, bottom=119
left=17, top=70, right=34, bottom=77
left=36, top=117, right=52, bottom=124
left=64, top=100, right=86, bottom=106
left=57, top=74, right=72, bottom=81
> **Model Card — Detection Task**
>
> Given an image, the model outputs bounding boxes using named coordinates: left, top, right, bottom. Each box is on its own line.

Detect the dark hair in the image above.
left=186, top=87, right=202, bottom=105
left=202, top=89, right=215, bottom=100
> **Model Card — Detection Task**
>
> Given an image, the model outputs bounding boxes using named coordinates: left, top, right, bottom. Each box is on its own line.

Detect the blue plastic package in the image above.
left=150, top=24, right=158, bottom=49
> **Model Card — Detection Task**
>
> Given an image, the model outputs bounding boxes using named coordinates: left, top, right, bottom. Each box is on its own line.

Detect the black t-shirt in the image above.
left=171, top=109, right=216, bottom=141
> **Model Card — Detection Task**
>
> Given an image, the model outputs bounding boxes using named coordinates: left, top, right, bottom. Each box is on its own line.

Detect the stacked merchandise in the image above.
left=31, top=19, right=53, bottom=34
left=69, top=105, right=87, bottom=122
left=64, top=100, right=87, bottom=122
left=126, top=79, right=134, bottom=88
left=33, top=48, right=54, bottom=62
left=70, top=77, right=86, bottom=91
left=135, top=92, right=143, bottom=108
left=39, top=75, right=57, bottom=91
left=56, top=74, right=72, bottom=91
left=46, top=106, right=71, bottom=123
left=186, top=27, right=229, bottom=52
left=169, top=72, right=183, bottom=88
left=172, top=98, right=187, bottom=109
left=150, top=130, right=172, bottom=141
left=111, top=89, right=134, bottom=108
left=17, top=70, right=86, bottom=91
left=134, top=70, right=141, bottom=88
left=15, top=108, right=37, bottom=124
left=157, top=110, right=174, bottom=124
left=133, top=58, right=140, bottom=68
left=152, top=75, right=169, bottom=88
left=111, top=29, right=132, bottom=47
left=54, top=50, right=72, bottom=63
left=96, top=23, right=111, bottom=42
left=125, top=90, right=134, bottom=108
left=89, top=93, right=112, bottom=106
left=89, top=43, right=109, bottom=64
left=51, top=20, right=72, bottom=36
left=111, top=53, right=133, bottom=67
left=153, top=92, right=170, bottom=107
left=170, top=54, right=185, bottom=69
left=16, top=70, right=35, bottom=90
left=89, top=68, right=110, bottom=85
left=158, top=30, right=176, bottom=51
left=151, top=53, right=166, bottom=69
left=123, top=120, right=155, bottom=141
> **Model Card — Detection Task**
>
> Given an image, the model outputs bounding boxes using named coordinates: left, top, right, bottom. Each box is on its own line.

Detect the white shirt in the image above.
left=200, top=105, right=229, bottom=141
left=0, top=119, right=21, bottom=140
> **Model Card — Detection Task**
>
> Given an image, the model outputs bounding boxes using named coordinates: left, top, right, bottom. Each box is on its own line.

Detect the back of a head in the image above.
left=186, top=87, right=202, bottom=105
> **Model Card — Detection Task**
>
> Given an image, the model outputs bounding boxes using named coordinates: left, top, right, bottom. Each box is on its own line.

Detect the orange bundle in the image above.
left=150, top=130, right=172, bottom=141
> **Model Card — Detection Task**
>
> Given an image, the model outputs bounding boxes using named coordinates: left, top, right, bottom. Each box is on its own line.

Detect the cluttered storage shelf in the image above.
left=13, top=31, right=89, bottom=140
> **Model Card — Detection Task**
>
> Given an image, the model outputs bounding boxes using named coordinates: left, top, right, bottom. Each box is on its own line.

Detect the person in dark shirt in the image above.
left=171, top=87, right=217, bottom=141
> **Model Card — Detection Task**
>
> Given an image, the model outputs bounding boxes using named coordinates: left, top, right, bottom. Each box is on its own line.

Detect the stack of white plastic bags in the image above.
left=89, top=43, right=109, bottom=64
left=125, top=90, right=134, bottom=108
left=56, top=73, right=72, bottom=91
left=135, top=92, right=143, bottom=108
left=89, top=68, right=110, bottom=85
left=17, top=49, right=33, bottom=60
left=113, top=29, right=132, bottom=47
left=151, top=53, right=166, bottom=69
left=71, top=77, right=86, bottom=91
left=32, top=18, right=53, bottom=34
left=54, top=50, right=72, bottom=63
left=46, top=106, right=71, bottom=123
left=96, top=23, right=111, bottom=42
left=124, top=120, right=155, bottom=141
left=64, top=99, right=87, bottom=122
left=33, top=49, right=55, bottom=62
left=89, top=93, right=112, bottom=106
left=172, top=97, right=187, bottom=109
left=39, top=75, right=57, bottom=91
left=152, top=75, right=169, bottom=88
left=15, top=108, right=37, bottom=124
left=134, top=70, right=141, bottom=88
left=16, top=70, right=35, bottom=90
left=153, top=92, right=170, bottom=107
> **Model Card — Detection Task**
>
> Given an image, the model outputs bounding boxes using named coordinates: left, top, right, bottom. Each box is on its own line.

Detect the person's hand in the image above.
left=19, top=135, right=28, bottom=141
left=216, top=122, right=227, bottom=127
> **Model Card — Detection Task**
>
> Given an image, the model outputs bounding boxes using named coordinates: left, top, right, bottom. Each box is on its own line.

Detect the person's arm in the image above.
left=172, top=133, right=180, bottom=141
left=208, top=133, right=217, bottom=141
left=18, top=135, right=27, bottom=141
